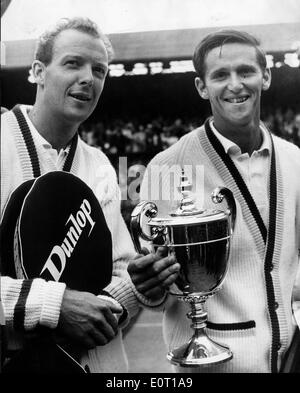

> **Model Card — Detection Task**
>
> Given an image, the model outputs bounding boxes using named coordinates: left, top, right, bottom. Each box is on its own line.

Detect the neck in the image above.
left=213, top=119, right=262, bottom=155
left=28, top=103, right=78, bottom=151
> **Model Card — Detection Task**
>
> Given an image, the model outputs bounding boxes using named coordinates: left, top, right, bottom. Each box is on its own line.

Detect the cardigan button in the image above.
left=274, top=301, right=279, bottom=310
left=269, top=263, right=274, bottom=271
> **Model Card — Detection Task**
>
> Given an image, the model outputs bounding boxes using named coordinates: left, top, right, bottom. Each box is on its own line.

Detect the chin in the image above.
left=228, top=114, right=253, bottom=126
left=66, top=110, right=92, bottom=124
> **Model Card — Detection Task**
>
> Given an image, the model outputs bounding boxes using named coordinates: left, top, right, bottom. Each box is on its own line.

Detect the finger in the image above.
left=129, top=247, right=171, bottom=272
left=128, top=254, right=155, bottom=274
left=107, top=302, right=123, bottom=314
left=133, top=247, right=150, bottom=260
left=161, top=272, right=180, bottom=288
left=133, top=247, right=150, bottom=257
left=156, top=246, right=168, bottom=258
left=131, top=256, right=179, bottom=285
left=128, top=254, right=176, bottom=279
left=95, top=309, right=119, bottom=336
left=96, top=297, right=123, bottom=315
left=94, top=319, right=117, bottom=342
left=151, top=259, right=180, bottom=278
left=129, top=253, right=160, bottom=271
left=101, top=308, right=119, bottom=333
left=140, top=247, right=150, bottom=256
left=112, top=307, right=123, bottom=314
left=88, top=330, right=108, bottom=348
left=80, top=333, right=99, bottom=350
left=135, top=263, right=180, bottom=292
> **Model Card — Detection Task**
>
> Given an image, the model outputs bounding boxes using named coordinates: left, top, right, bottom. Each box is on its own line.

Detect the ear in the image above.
left=262, top=67, right=271, bottom=91
left=31, top=60, right=46, bottom=86
left=195, top=77, right=209, bottom=100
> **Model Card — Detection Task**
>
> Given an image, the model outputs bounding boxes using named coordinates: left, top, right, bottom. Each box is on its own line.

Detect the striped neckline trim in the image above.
left=204, top=119, right=268, bottom=243
left=11, top=105, right=78, bottom=178
left=201, top=118, right=282, bottom=372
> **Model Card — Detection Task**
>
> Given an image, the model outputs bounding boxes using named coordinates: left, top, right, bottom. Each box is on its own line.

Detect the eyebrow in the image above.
left=94, top=61, right=108, bottom=71
left=209, top=64, right=258, bottom=78
left=60, top=54, right=82, bottom=61
left=236, top=64, right=258, bottom=72
left=61, top=54, right=108, bottom=68
left=209, top=68, right=228, bottom=78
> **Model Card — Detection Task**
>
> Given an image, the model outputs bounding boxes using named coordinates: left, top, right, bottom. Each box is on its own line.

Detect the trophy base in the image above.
left=166, top=334, right=233, bottom=367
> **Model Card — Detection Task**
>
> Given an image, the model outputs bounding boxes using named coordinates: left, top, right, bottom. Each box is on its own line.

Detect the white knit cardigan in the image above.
left=140, top=120, right=300, bottom=373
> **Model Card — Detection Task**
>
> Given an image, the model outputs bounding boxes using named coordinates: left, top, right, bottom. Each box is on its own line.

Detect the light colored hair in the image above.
left=34, top=17, right=114, bottom=64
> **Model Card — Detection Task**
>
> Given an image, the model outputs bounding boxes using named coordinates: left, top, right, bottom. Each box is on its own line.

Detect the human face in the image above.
left=195, top=43, right=271, bottom=132
left=39, top=29, right=108, bottom=124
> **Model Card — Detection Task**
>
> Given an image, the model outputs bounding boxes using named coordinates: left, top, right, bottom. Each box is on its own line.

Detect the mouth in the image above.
left=224, top=95, right=250, bottom=104
left=68, top=92, right=92, bottom=102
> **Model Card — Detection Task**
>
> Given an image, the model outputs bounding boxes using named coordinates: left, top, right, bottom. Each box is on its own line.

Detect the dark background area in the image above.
left=2, top=63, right=300, bottom=125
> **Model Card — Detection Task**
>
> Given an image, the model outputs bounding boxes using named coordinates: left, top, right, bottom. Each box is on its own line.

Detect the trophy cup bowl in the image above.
left=130, top=171, right=236, bottom=367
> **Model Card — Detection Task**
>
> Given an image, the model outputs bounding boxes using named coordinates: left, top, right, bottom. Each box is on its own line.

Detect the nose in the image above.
left=227, top=73, right=243, bottom=92
left=79, top=65, right=94, bottom=86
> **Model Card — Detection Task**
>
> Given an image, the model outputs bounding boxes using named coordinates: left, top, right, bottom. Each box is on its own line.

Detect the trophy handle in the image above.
left=211, top=187, right=237, bottom=232
left=130, top=201, right=159, bottom=254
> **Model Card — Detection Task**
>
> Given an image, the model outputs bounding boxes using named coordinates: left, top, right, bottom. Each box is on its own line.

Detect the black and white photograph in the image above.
left=1, top=0, right=300, bottom=378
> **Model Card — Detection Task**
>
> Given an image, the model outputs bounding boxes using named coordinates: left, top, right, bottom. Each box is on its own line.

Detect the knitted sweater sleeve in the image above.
left=93, top=159, right=139, bottom=322
left=100, top=160, right=167, bottom=319
left=1, top=276, right=66, bottom=330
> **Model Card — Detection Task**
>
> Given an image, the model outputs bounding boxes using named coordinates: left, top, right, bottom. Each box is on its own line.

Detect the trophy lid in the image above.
left=149, top=210, right=226, bottom=227
left=148, top=169, right=227, bottom=227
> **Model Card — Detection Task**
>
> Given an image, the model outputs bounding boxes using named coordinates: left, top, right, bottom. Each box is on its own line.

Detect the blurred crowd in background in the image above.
left=78, top=106, right=300, bottom=226
left=3, top=104, right=298, bottom=225
left=80, top=107, right=300, bottom=158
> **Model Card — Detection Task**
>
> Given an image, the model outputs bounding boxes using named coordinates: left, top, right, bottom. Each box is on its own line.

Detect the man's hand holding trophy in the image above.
left=130, top=170, right=236, bottom=367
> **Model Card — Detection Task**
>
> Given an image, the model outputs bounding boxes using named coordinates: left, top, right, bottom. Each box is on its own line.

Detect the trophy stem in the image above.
left=166, top=296, right=233, bottom=367
left=188, top=297, right=208, bottom=330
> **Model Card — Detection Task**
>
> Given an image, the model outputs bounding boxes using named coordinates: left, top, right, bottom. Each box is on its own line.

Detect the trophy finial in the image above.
left=170, top=168, right=203, bottom=216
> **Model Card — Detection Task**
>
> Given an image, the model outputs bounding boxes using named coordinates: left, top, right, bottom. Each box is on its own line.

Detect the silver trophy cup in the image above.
left=130, top=171, right=236, bottom=367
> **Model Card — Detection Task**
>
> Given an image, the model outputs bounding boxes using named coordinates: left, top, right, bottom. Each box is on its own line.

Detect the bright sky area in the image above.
left=2, top=0, right=300, bottom=41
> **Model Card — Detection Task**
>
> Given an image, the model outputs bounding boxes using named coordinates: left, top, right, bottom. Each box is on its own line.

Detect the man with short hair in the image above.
left=1, top=17, right=179, bottom=373
left=128, top=30, right=300, bottom=373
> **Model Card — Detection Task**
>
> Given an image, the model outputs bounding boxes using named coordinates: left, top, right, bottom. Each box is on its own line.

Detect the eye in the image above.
left=214, top=72, right=227, bottom=80
left=239, top=67, right=256, bottom=78
left=211, top=71, right=227, bottom=81
left=93, top=66, right=106, bottom=77
left=65, top=59, right=79, bottom=67
left=241, top=71, right=251, bottom=78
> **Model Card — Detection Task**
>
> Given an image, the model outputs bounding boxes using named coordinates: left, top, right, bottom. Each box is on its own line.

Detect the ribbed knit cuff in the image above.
left=104, top=276, right=140, bottom=324
left=131, top=282, right=167, bottom=309
left=39, top=280, right=66, bottom=329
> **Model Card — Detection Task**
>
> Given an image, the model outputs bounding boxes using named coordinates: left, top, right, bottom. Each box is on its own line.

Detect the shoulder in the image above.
left=1, top=110, right=18, bottom=147
left=1, top=110, right=13, bottom=129
left=1, top=105, right=31, bottom=137
left=272, top=135, right=300, bottom=175
left=272, top=134, right=300, bottom=157
left=77, top=138, right=118, bottom=181
left=78, top=138, right=114, bottom=166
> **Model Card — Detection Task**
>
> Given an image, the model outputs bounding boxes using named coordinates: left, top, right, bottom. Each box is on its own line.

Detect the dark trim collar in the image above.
left=12, top=105, right=78, bottom=178
left=204, top=118, right=280, bottom=373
